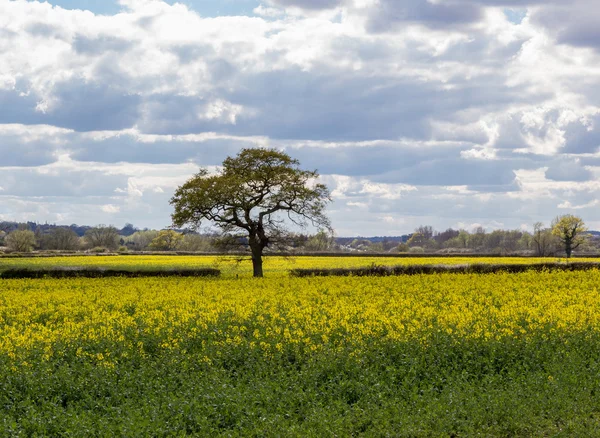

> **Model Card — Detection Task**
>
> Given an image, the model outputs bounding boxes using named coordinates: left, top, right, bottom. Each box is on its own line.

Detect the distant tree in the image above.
left=435, top=228, right=459, bottom=245
left=120, top=223, right=138, bottom=237
left=34, top=226, right=44, bottom=249
left=551, top=215, right=588, bottom=258
left=45, top=228, right=80, bottom=251
left=5, top=230, right=36, bottom=252
left=499, top=230, right=522, bottom=254
left=179, top=234, right=216, bottom=252
left=407, top=228, right=437, bottom=249
left=396, top=243, right=409, bottom=253
left=149, top=230, right=184, bottom=251
left=532, top=222, right=555, bottom=256
left=346, top=238, right=372, bottom=251
left=407, top=232, right=426, bottom=247
left=367, top=242, right=385, bottom=252
left=304, top=230, right=335, bottom=252
left=376, top=237, right=397, bottom=252
left=171, top=148, right=331, bottom=277
left=468, top=228, right=486, bottom=249
left=125, top=230, right=159, bottom=251
left=85, top=225, right=120, bottom=250
left=483, top=230, right=504, bottom=253
left=415, top=225, right=434, bottom=240
left=517, top=232, right=532, bottom=251
left=444, top=230, right=469, bottom=249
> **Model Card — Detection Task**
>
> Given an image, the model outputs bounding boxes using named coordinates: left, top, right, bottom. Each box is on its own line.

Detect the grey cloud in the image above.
left=0, top=138, right=58, bottom=167
left=374, top=158, right=520, bottom=187
left=135, top=67, right=533, bottom=143
left=290, top=144, right=466, bottom=177
left=0, top=80, right=140, bottom=132
left=562, top=116, right=600, bottom=154
left=73, top=35, right=133, bottom=55
left=532, top=2, right=600, bottom=51
left=136, top=70, right=434, bottom=140
left=0, top=86, right=41, bottom=125
left=69, top=136, right=260, bottom=165
left=48, top=80, right=141, bottom=131
left=545, top=158, right=594, bottom=182
left=136, top=94, right=237, bottom=135
left=292, top=144, right=530, bottom=190
left=24, top=21, right=68, bottom=39
left=173, top=44, right=215, bottom=64
left=361, top=0, right=572, bottom=34
left=366, top=0, right=483, bottom=33
left=0, top=168, right=128, bottom=198
left=266, top=0, right=343, bottom=10
left=292, top=142, right=536, bottom=189
left=332, top=185, right=558, bottom=226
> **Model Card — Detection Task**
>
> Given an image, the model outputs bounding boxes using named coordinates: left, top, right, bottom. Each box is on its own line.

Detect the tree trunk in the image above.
left=251, top=244, right=264, bottom=278
left=565, top=241, right=572, bottom=259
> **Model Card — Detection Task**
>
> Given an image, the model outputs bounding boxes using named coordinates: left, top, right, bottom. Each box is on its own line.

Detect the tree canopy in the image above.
left=551, top=214, right=588, bottom=258
left=170, top=148, right=331, bottom=277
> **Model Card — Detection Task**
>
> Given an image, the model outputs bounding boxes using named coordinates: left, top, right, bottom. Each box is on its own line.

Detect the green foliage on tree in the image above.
left=551, top=214, right=588, bottom=258
left=170, top=148, right=331, bottom=277
left=149, top=230, right=184, bottom=251
left=43, top=228, right=81, bottom=251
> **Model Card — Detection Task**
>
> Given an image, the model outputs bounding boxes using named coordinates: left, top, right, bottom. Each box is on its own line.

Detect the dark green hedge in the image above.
left=0, top=268, right=221, bottom=279
left=290, top=262, right=600, bottom=277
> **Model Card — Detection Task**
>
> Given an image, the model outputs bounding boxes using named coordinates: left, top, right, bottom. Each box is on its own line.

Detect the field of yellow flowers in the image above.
left=2, top=257, right=600, bottom=435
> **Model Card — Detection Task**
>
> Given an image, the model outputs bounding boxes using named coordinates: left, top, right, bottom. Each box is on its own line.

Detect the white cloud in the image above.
left=101, top=204, right=121, bottom=213
left=558, top=200, right=600, bottom=210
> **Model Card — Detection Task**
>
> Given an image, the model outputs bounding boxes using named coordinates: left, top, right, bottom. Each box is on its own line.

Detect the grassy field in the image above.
left=0, top=254, right=591, bottom=277
left=2, top=260, right=600, bottom=436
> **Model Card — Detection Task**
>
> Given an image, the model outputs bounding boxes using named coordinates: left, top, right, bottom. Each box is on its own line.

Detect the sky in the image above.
left=1, top=0, right=600, bottom=236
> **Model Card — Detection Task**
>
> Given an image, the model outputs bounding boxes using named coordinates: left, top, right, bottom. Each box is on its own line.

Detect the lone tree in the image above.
left=170, top=148, right=331, bottom=277
left=551, top=214, right=588, bottom=258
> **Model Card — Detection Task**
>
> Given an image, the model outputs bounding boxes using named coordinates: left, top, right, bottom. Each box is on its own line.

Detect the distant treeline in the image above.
left=1, top=221, right=599, bottom=256
left=0, top=221, right=140, bottom=237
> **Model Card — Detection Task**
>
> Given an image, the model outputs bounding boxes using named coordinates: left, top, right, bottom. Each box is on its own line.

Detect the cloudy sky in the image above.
left=1, top=0, right=600, bottom=235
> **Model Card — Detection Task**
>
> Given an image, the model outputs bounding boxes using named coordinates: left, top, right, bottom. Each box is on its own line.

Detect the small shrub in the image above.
left=90, top=247, right=110, bottom=253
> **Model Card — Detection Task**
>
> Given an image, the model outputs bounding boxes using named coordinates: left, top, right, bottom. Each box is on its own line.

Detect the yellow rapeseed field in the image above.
left=2, top=269, right=600, bottom=367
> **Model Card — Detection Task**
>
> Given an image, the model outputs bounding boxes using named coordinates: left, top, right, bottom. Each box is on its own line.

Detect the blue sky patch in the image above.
left=503, top=8, right=527, bottom=25
left=26, top=0, right=261, bottom=17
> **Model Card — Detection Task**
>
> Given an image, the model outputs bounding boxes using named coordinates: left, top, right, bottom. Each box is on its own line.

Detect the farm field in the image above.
left=2, top=265, right=600, bottom=436
left=1, top=254, right=596, bottom=277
